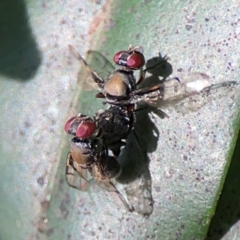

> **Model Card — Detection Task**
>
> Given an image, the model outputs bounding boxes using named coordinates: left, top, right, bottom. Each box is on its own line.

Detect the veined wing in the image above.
left=117, top=132, right=154, bottom=216
left=69, top=45, right=115, bottom=91
left=87, top=50, right=115, bottom=79
left=90, top=150, right=134, bottom=212
left=65, top=153, right=92, bottom=191
left=144, top=72, right=237, bottom=113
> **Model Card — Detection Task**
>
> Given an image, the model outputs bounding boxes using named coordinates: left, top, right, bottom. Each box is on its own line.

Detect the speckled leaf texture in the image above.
left=0, top=1, right=239, bottom=240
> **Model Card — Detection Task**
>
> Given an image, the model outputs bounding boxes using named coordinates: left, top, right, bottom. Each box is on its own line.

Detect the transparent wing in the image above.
left=117, top=132, right=154, bottom=216
left=144, top=72, right=237, bottom=113
left=70, top=47, right=115, bottom=91
left=65, top=153, right=91, bottom=191
left=94, top=174, right=134, bottom=212
left=90, top=152, right=134, bottom=212
left=124, top=170, right=153, bottom=216
left=87, top=50, right=115, bottom=79
left=162, top=72, right=211, bottom=101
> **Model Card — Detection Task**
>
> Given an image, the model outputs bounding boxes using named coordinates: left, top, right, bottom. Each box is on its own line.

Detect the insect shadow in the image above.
left=117, top=53, right=173, bottom=184
left=0, top=0, right=42, bottom=81
left=112, top=54, right=173, bottom=215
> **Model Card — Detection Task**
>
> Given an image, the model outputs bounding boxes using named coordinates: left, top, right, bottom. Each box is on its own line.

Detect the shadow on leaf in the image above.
left=116, top=54, right=173, bottom=215
left=206, top=130, right=240, bottom=240
left=0, top=0, right=42, bottom=81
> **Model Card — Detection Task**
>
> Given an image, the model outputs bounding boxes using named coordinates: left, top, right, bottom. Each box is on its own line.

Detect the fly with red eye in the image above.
left=65, top=45, right=237, bottom=215
left=64, top=114, right=96, bottom=139
left=64, top=112, right=134, bottom=212
left=113, top=47, right=145, bottom=70
left=69, top=44, right=168, bottom=106
left=65, top=105, right=134, bottom=158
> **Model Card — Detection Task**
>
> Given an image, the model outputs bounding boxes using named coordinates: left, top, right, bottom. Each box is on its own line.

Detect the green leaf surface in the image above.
left=0, top=0, right=239, bottom=240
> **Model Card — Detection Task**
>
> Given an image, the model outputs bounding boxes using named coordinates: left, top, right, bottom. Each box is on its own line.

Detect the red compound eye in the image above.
left=113, top=51, right=124, bottom=64
left=64, top=117, right=77, bottom=133
left=64, top=115, right=96, bottom=138
left=76, top=121, right=96, bottom=138
left=126, top=52, right=145, bottom=69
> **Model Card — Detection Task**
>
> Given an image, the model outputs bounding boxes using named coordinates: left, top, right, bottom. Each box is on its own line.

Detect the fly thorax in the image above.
left=104, top=73, right=129, bottom=97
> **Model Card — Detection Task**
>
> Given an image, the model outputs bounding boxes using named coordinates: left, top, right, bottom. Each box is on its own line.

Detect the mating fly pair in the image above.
left=64, top=45, right=237, bottom=213
left=65, top=45, right=156, bottom=212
